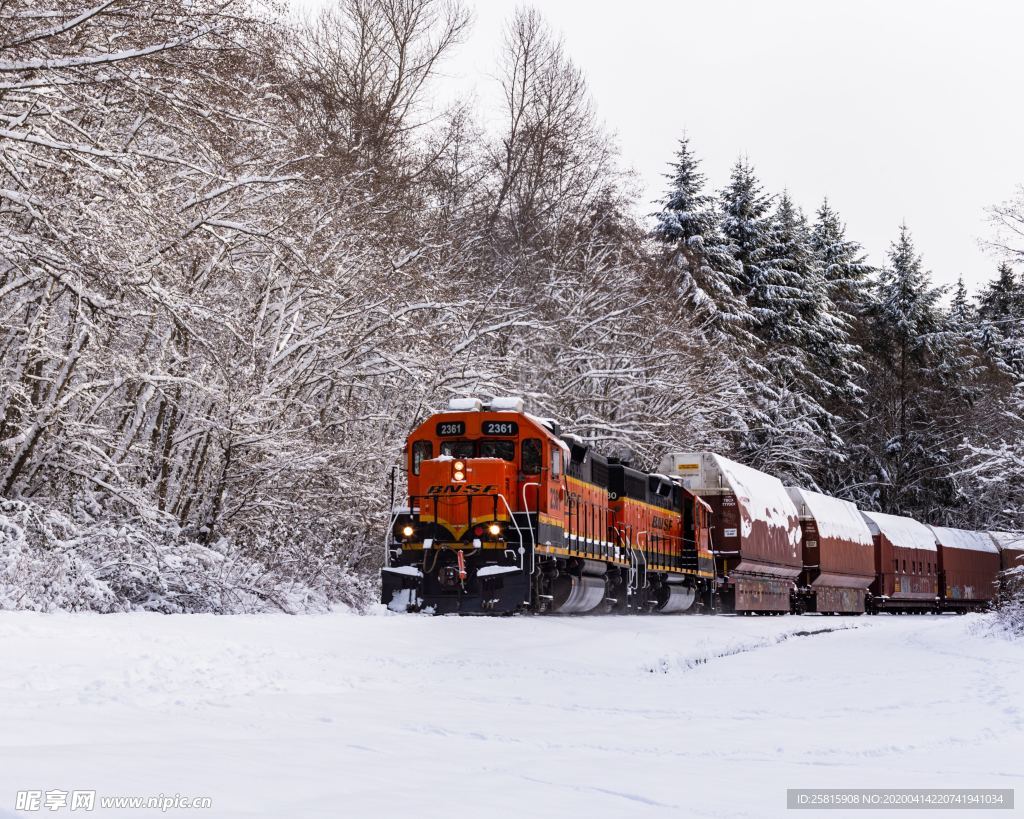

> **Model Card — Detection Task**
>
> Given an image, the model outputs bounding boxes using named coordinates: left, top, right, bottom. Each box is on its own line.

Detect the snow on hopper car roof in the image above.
left=860, top=511, right=937, bottom=551
left=989, top=531, right=1024, bottom=551
left=928, top=525, right=998, bottom=554
left=785, top=487, right=873, bottom=547
left=715, top=455, right=801, bottom=548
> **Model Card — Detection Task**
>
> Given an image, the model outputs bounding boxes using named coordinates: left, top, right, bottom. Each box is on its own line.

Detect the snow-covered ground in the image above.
left=0, top=611, right=1020, bottom=818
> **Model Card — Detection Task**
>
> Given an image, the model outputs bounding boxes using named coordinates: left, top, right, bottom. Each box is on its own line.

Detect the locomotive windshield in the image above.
left=479, top=440, right=515, bottom=460
left=440, top=440, right=474, bottom=459
left=439, top=439, right=517, bottom=461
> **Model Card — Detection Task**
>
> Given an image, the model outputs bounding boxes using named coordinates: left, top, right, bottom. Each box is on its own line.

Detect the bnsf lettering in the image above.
left=651, top=515, right=673, bottom=532
left=427, top=484, right=497, bottom=495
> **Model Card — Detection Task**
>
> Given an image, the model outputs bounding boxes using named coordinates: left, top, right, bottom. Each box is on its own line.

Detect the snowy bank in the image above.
left=0, top=498, right=369, bottom=614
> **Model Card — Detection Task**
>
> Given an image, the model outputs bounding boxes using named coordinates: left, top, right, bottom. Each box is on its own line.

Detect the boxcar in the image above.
left=786, top=487, right=875, bottom=614
left=928, top=526, right=1000, bottom=612
left=661, top=452, right=801, bottom=613
left=861, top=511, right=939, bottom=613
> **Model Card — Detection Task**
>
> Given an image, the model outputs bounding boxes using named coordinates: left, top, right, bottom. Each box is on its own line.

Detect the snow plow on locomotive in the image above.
left=382, top=397, right=1017, bottom=617
left=382, top=397, right=715, bottom=614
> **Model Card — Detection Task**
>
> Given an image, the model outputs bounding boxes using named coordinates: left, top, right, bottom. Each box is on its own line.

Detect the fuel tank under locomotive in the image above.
left=549, top=559, right=608, bottom=614
left=656, top=577, right=696, bottom=613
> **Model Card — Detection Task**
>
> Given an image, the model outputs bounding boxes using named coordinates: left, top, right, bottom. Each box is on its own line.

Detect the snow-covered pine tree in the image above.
left=717, top=168, right=830, bottom=483
left=805, top=200, right=872, bottom=490
left=858, top=224, right=958, bottom=517
left=976, top=263, right=1024, bottom=375
left=940, top=276, right=986, bottom=405
left=771, top=196, right=867, bottom=478
left=979, top=262, right=1023, bottom=320
left=950, top=276, right=974, bottom=323
left=651, top=137, right=750, bottom=342
left=811, top=199, right=875, bottom=320
left=958, top=263, right=1024, bottom=528
left=937, top=275, right=987, bottom=411
left=749, top=192, right=813, bottom=347
left=719, top=157, right=773, bottom=313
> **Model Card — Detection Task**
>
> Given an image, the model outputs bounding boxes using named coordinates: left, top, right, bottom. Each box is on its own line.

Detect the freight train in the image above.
left=381, top=398, right=1023, bottom=615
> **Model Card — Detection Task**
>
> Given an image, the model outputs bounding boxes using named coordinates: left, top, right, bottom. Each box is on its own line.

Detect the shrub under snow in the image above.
left=0, top=498, right=371, bottom=614
left=993, top=566, right=1024, bottom=638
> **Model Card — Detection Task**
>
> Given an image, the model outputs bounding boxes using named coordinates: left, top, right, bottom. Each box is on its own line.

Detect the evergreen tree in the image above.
left=754, top=192, right=816, bottom=346
left=872, top=225, right=944, bottom=371
left=860, top=224, right=954, bottom=516
left=719, top=168, right=832, bottom=483
left=811, top=199, right=874, bottom=319
left=950, top=276, right=974, bottom=324
left=805, top=199, right=871, bottom=432
left=978, top=262, right=1024, bottom=322
left=775, top=197, right=867, bottom=455
left=937, top=276, right=986, bottom=408
left=976, top=263, right=1024, bottom=376
left=651, top=137, right=750, bottom=341
left=941, top=276, right=985, bottom=397
left=719, top=156, right=773, bottom=308
left=956, top=265, right=1024, bottom=529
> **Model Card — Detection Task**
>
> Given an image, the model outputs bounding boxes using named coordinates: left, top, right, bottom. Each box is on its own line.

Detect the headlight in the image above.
left=453, top=471, right=465, bottom=481
left=401, top=525, right=414, bottom=538
left=488, top=523, right=501, bottom=537
left=454, top=460, right=465, bottom=471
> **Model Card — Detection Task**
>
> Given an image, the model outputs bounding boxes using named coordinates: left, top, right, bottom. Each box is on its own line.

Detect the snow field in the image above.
left=0, top=612, right=1020, bottom=818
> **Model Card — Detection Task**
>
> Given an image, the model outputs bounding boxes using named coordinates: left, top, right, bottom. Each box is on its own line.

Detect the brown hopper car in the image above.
left=861, top=511, right=939, bottom=613
left=660, top=453, right=801, bottom=613
left=989, top=531, right=1024, bottom=573
left=928, top=526, right=1000, bottom=611
left=786, top=487, right=875, bottom=614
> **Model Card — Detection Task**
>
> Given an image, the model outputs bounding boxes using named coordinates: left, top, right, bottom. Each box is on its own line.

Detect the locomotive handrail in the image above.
left=406, top=492, right=505, bottom=524
left=522, top=482, right=540, bottom=577
left=614, top=525, right=638, bottom=593
left=636, top=530, right=648, bottom=592
left=384, top=507, right=400, bottom=567
left=495, top=491, right=527, bottom=574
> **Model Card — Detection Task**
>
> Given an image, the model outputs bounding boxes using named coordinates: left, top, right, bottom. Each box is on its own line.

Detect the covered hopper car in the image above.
left=928, top=526, right=1000, bottom=612
left=861, top=511, right=939, bottom=613
left=658, top=453, right=801, bottom=613
left=786, top=487, right=875, bottom=614
left=990, top=531, right=1024, bottom=573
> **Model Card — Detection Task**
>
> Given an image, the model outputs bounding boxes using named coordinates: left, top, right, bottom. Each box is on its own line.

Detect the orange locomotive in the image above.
left=382, top=397, right=715, bottom=614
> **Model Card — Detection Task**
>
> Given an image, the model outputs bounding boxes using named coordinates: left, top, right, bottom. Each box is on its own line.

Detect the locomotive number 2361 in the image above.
left=482, top=421, right=518, bottom=435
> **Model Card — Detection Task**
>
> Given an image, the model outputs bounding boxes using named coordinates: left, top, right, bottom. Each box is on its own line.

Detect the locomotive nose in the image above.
left=414, top=457, right=517, bottom=542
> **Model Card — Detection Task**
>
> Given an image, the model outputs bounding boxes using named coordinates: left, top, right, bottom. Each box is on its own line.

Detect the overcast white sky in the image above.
left=294, top=0, right=1024, bottom=292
